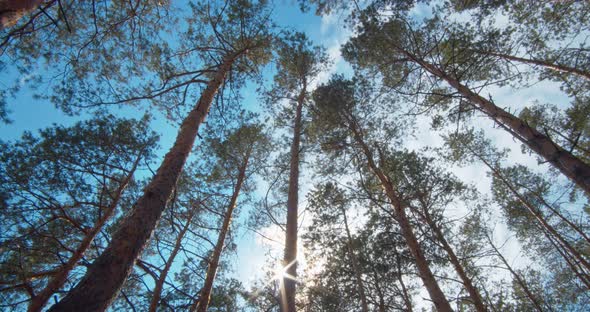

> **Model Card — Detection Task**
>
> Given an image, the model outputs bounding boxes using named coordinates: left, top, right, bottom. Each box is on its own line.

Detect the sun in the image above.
left=271, top=258, right=298, bottom=283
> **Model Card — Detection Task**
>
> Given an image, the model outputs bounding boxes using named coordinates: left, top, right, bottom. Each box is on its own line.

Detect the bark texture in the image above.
left=47, top=52, right=239, bottom=312
left=0, top=0, right=44, bottom=28
left=193, top=156, right=249, bottom=312
left=280, top=87, right=306, bottom=312
left=407, top=53, right=590, bottom=195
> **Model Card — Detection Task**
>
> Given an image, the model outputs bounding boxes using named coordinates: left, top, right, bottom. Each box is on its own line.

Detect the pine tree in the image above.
left=311, top=75, right=453, bottom=311
left=46, top=2, right=272, bottom=310
left=264, top=31, right=328, bottom=312
left=0, top=114, right=157, bottom=311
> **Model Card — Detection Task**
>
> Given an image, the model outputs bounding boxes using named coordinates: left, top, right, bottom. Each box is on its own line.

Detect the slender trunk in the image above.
left=475, top=153, right=590, bottom=274
left=390, top=199, right=452, bottom=312
left=474, top=147, right=590, bottom=290
left=280, top=86, right=306, bottom=312
left=512, top=180, right=590, bottom=246
left=0, top=0, right=45, bottom=28
left=47, top=51, right=241, bottom=312
left=542, top=221, right=590, bottom=290
left=481, top=284, right=500, bottom=312
left=193, top=157, right=249, bottom=312
left=27, top=152, right=142, bottom=312
left=347, top=118, right=453, bottom=312
left=473, top=49, right=590, bottom=81
left=370, top=267, right=387, bottom=312
left=485, top=233, right=545, bottom=312
left=395, top=255, right=413, bottom=312
left=420, top=207, right=486, bottom=312
left=541, top=199, right=590, bottom=245
left=340, top=206, right=369, bottom=312
left=148, top=210, right=196, bottom=312
left=405, top=52, right=590, bottom=195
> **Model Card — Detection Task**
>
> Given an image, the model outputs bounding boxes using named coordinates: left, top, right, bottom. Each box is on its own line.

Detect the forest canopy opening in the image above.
left=1, top=0, right=589, bottom=311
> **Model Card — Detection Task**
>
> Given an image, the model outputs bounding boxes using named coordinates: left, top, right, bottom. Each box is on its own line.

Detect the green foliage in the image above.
left=1, top=0, right=174, bottom=117
left=520, top=102, right=590, bottom=164
left=444, top=127, right=590, bottom=309
left=0, top=114, right=158, bottom=307
left=270, top=31, right=329, bottom=98
left=309, top=74, right=381, bottom=157
left=303, top=181, right=424, bottom=311
left=1, top=1, right=590, bottom=310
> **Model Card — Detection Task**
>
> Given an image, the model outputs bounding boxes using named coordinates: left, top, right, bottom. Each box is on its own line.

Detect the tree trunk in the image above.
left=370, top=267, right=387, bottom=312
left=406, top=52, right=590, bottom=195
left=148, top=209, right=196, bottom=312
left=420, top=206, right=486, bottom=312
left=395, top=254, right=414, bottom=312
left=340, top=206, right=369, bottom=312
left=27, top=152, right=142, bottom=312
left=193, top=156, right=249, bottom=312
left=0, top=0, right=45, bottom=28
left=485, top=233, right=545, bottom=312
left=389, top=200, right=452, bottom=312
left=511, top=179, right=590, bottom=246
left=280, top=86, right=306, bottom=312
left=47, top=51, right=240, bottom=312
left=473, top=49, right=590, bottom=81
left=475, top=152, right=590, bottom=274
left=347, top=118, right=453, bottom=312
left=543, top=226, right=590, bottom=290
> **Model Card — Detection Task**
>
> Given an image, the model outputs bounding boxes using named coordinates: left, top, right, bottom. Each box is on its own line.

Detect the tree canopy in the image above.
left=0, top=0, right=589, bottom=311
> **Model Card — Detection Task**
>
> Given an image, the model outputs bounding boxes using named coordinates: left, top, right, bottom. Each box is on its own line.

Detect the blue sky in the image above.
left=0, top=0, right=355, bottom=305
left=229, top=0, right=356, bottom=292
left=1, top=0, right=586, bottom=309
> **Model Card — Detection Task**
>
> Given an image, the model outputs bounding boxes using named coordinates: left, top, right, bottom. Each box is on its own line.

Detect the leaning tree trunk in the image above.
left=28, top=151, right=143, bottom=312
left=404, top=52, right=590, bottom=195
left=473, top=49, right=590, bottom=81
left=510, top=178, right=590, bottom=245
left=370, top=267, right=388, bottom=312
left=47, top=51, right=241, bottom=312
left=420, top=206, right=487, bottom=312
left=485, top=233, right=546, bottom=312
left=340, top=206, right=369, bottom=312
left=193, top=156, right=249, bottom=312
left=148, top=209, right=196, bottom=312
left=543, top=226, right=590, bottom=290
left=473, top=151, right=590, bottom=275
left=395, top=254, right=414, bottom=312
left=0, top=0, right=45, bottom=28
left=280, top=85, right=306, bottom=312
left=347, top=118, right=453, bottom=312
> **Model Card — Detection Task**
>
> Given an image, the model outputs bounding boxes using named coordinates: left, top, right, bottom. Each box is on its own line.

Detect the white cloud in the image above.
left=311, top=18, right=354, bottom=91
left=320, top=12, right=337, bottom=35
